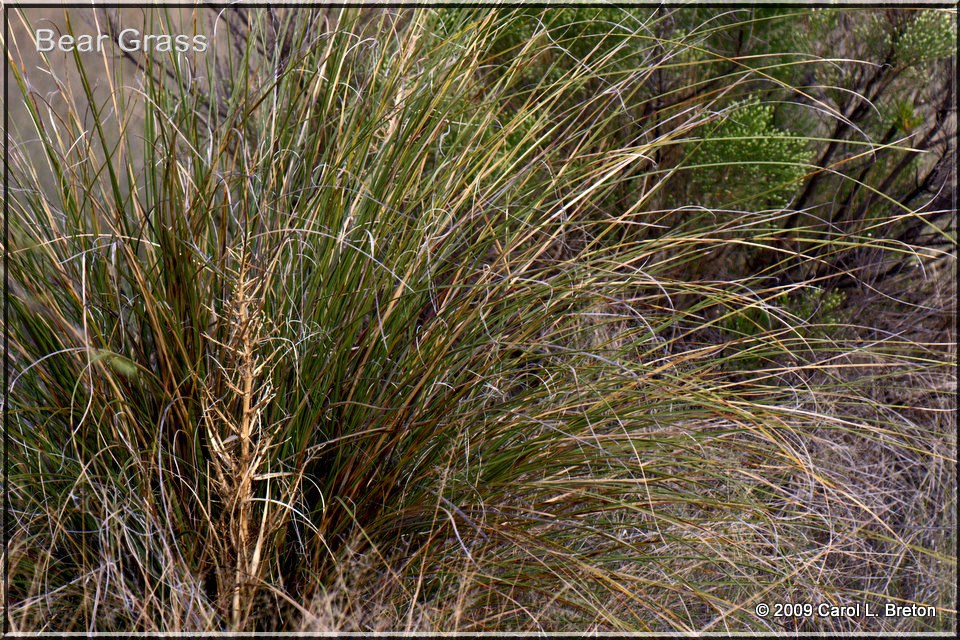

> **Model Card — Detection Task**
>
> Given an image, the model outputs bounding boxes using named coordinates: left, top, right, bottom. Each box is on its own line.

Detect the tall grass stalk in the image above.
left=3, top=6, right=954, bottom=632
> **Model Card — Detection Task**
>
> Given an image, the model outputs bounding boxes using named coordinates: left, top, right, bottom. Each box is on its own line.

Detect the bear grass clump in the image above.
left=4, top=6, right=954, bottom=633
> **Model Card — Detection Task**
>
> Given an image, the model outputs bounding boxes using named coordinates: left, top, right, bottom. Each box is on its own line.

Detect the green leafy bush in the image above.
left=896, top=10, right=957, bottom=65
left=687, top=97, right=812, bottom=208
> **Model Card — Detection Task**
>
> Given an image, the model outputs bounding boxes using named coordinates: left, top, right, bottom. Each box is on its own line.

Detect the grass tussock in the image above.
left=3, top=6, right=955, bottom=633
